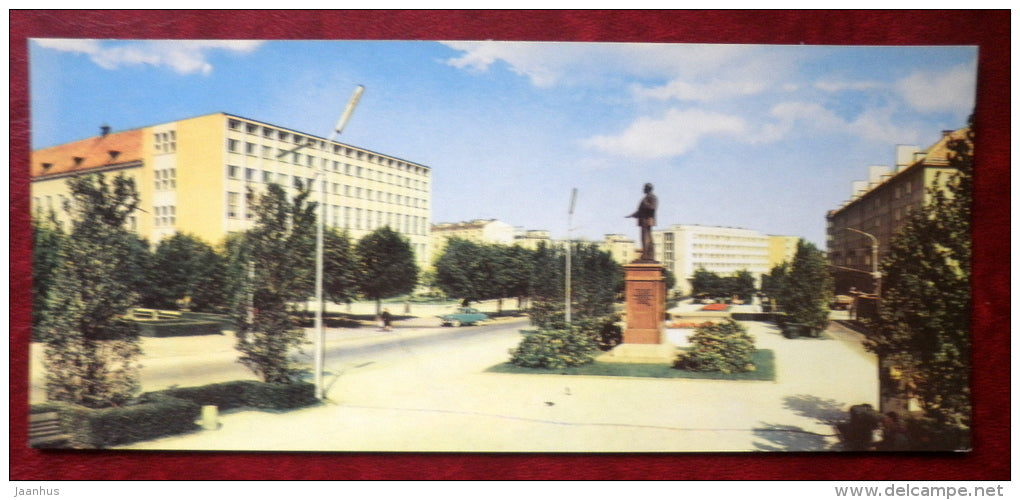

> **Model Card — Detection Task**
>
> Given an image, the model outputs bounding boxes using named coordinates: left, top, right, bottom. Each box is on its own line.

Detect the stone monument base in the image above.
left=597, top=342, right=678, bottom=364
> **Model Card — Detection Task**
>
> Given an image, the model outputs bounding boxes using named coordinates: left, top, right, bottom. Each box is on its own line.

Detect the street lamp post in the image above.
left=844, top=227, right=881, bottom=298
left=279, top=85, right=364, bottom=400
left=565, top=188, right=577, bottom=327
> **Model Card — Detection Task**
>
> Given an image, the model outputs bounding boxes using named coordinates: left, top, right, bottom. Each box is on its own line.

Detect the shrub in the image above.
left=243, top=381, right=317, bottom=409
left=144, top=380, right=317, bottom=410
left=509, top=328, right=599, bottom=369
left=38, top=396, right=200, bottom=449
left=135, top=320, right=223, bottom=337
left=573, top=314, right=623, bottom=351
left=143, top=381, right=250, bottom=411
left=674, top=319, right=756, bottom=374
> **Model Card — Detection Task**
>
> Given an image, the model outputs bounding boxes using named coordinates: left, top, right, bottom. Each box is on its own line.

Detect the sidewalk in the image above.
left=119, top=317, right=879, bottom=453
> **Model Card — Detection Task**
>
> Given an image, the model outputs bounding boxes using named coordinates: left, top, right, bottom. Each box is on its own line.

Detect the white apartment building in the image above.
left=653, top=224, right=779, bottom=295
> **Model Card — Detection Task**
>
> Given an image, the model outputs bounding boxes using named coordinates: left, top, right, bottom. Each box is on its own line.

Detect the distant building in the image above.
left=653, top=224, right=798, bottom=295
left=431, top=219, right=516, bottom=255
left=826, top=127, right=970, bottom=295
left=601, top=233, right=637, bottom=264
left=513, top=229, right=552, bottom=250
left=31, top=112, right=434, bottom=268
left=768, top=235, right=800, bottom=269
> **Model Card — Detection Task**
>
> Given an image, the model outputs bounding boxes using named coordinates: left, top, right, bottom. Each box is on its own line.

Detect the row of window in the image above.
left=154, top=168, right=177, bottom=191
left=226, top=141, right=429, bottom=191
left=226, top=165, right=427, bottom=209
left=226, top=117, right=428, bottom=175
left=154, top=131, right=177, bottom=154
left=226, top=191, right=428, bottom=235
left=154, top=205, right=176, bottom=227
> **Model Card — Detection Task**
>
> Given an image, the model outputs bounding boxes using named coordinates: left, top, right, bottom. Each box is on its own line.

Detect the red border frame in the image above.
left=9, top=10, right=1010, bottom=480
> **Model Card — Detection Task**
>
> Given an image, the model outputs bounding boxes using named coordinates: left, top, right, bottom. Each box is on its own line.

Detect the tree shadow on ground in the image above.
left=753, top=423, right=839, bottom=451
left=752, top=394, right=848, bottom=451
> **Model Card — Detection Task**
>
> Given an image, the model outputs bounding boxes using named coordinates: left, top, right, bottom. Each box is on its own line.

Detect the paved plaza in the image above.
left=111, top=305, right=878, bottom=453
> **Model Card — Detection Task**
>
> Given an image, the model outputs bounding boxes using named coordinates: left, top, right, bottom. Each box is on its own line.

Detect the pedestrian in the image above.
left=381, top=308, right=393, bottom=332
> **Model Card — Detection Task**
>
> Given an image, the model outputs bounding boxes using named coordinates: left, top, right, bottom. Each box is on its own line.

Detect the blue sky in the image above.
left=29, top=40, right=977, bottom=246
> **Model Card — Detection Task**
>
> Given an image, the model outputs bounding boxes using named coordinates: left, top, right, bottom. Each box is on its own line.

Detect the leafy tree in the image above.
left=690, top=268, right=727, bottom=300
left=569, top=242, right=623, bottom=319
left=866, top=125, right=972, bottom=436
left=32, top=210, right=65, bottom=338
left=775, top=239, right=833, bottom=331
left=674, top=319, right=756, bottom=373
left=38, top=173, right=144, bottom=408
left=323, top=226, right=358, bottom=306
left=144, top=232, right=227, bottom=312
left=690, top=268, right=757, bottom=302
left=356, top=226, right=419, bottom=314
left=434, top=238, right=495, bottom=306
left=229, top=183, right=315, bottom=384
left=490, top=244, right=534, bottom=312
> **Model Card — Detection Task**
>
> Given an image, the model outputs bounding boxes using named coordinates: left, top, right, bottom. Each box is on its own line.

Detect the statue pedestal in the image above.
left=598, top=261, right=676, bottom=364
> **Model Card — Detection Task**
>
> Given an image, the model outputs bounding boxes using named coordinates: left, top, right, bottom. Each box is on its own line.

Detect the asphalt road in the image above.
left=28, top=317, right=530, bottom=403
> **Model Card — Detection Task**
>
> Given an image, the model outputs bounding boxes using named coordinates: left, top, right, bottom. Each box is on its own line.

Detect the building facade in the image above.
left=600, top=233, right=637, bottom=265
left=430, top=219, right=516, bottom=256
left=826, top=127, right=968, bottom=295
left=31, top=112, right=434, bottom=268
left=652, top=225, right=799, bottom=295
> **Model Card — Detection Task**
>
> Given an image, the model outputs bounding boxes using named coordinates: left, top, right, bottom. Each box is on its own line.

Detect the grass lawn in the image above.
left=488, top=349, right=775, bottom=381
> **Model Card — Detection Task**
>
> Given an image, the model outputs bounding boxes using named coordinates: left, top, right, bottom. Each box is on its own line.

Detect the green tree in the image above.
left=31, top=210, right=65, bottom=338
left=323, top=226, right=358, bottom=306
left=569, top=242, right=623, bottom=319
left=229, top=183, right=315, bottom=384
left=38, top=173, right=145, bottom=408
left=867, top=125, right=972, bottom=436
left=777, top=239, right=833, bottom=332
left=356, top=226, right=419, bottom=314
left=690, top=268, right=727, bottom=300
left=434, top=238, right=494, bottom=306
left=145, top=232, right=227, bottom=312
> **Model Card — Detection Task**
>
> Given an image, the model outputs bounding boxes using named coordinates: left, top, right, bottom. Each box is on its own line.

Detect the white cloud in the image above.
left=442, top=41, right=765, bottom=88
left=814, top=79, right=882, bottom=92
left=33, top=39, right=262, bottom=75
left=581, top=108, right=747, bottom=159
left=633, top=78, right=767, bottom=102
left=895, top=63, right=977, bottom=114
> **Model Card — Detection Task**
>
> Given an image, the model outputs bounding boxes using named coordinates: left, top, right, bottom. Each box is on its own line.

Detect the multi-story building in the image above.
left=826, top=127, right=969, bottom=295
left=30, top=112, right=434, bottom=268
left=653, top=224, right=798, bottom=295
left=430, top=219, right=516, bottom=256
left=601, top=233, right=637, bottom=265
left=513, top=229, right=552, bottom=251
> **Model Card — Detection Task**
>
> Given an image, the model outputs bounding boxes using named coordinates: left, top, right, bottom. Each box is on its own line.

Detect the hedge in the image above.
left=144, top=380, right=317, bottom=411
left=31, top=380, right=318, bottom=448
left=135, top=320, right=223, bottom=337
left=29, top=397, right=201, bottom=449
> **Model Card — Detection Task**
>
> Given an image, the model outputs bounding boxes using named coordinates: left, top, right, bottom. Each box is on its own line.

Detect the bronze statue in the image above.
left=627, top=183, right=658, bottom=262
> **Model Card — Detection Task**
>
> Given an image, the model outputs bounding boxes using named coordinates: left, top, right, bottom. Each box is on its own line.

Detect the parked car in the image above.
left=438, top=307, right=489, bottom=327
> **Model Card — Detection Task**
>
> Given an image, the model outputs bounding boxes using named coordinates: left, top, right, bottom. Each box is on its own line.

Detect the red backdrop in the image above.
left=9, top=10, right=1010, bottom=480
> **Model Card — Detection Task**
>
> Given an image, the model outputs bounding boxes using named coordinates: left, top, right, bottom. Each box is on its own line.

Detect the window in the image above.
left=263, top=171, right=274, bottom=183
left=227, top=165, right=240, bottom=179
left=262, top=145, right=273, bottom=159
left=246, top=168, right=256, bottom=182
left=245, top=142, right=256, bottom=155
left=227, top=139, right=239, bottom=152
left=246, top=123, right=258, bottom=134
left=227, top=192, right=240, bottom=218
left=263, top=128, right=274, bottom=138
left=228, top=119, right=241, bottom=130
